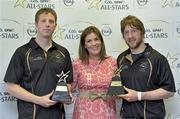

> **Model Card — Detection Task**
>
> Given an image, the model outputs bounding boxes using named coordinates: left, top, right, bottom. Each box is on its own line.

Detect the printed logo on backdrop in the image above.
left=0, top=19, right=22, bottom=40
left=101, top=24, right=112, bottom=38
left=166, top=114, right=173, bottom=119
left=85, top=0, right=102, bottom=9
left=175, top=84, right=180, bottom=100
left=176, top=25, right=180, bottom=35
left=162, top=0, right=180, bottom=8
left=14, top=0, right=56, bottom=9
left=166, top=52, right=180, bottom=69
left=26, top=23, right=37, bottom=37
left=177, top=87, right=180, bottom=96
left=52, top=21, right=93, bottom=40
left=61, top=0, right=75, bottom=9
left=52, top=25, right=64, bottom=40
left=134, top=0, right=150, bottom=9
left=176, top=83, right=180, bottom=99
left=166, top=114, right=180, bottom=119
left=175, top=22, right=180, bottom=38
left=145, top=20, right=170, bottom=40
left=0, top=91, right=17, bottom=103
left=63, top=0, right=74, bottom=6
left=136, top=0, right=148, bottom=6
left=85, top=0, right=130, bottom=10
left=0, top=83, right=17, bottom=103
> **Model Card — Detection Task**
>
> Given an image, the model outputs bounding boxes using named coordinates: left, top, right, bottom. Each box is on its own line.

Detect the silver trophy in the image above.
left=51, top=71, right=72, bottom=102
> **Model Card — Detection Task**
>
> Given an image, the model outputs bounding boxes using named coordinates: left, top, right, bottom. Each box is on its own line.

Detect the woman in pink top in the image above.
left=72, top=26, right=117, bottom=119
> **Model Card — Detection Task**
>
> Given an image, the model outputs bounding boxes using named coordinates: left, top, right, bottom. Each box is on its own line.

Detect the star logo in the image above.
left=85, top=0, right=102, bottom=10
left=56, top=71, right=70, bottom=83
left=14, top=0, right=26, bottom=8
left=52, top=25, right=65, bottom=40
left=166, top=52, right=179, bottom=69
left=162, top=0, right=174, bottom=8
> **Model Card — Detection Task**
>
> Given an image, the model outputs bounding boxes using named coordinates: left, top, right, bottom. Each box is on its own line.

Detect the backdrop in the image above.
left=0, top=0, right=180, bottom=119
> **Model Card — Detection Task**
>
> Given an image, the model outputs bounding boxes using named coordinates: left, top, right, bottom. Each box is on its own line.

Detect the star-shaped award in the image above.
left=56, top=71, right=70, bottom=83
left=52, top=70, right=71, bottom=102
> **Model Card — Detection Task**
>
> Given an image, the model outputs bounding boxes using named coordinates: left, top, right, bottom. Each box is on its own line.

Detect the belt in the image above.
left=79, top=91, right=107, bottom=101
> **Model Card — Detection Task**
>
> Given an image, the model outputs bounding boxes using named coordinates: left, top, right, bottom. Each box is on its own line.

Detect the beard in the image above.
left=126, top=37, right=143, bottom=50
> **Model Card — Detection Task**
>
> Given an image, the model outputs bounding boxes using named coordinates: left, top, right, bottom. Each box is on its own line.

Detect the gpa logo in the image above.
left=177, top=88, right=180, bottom=96
left=174, top=22, right=180, bottom=38
left=101, top=25, right=112, bottom=37
left=27, top=24, right=37, bottom=37
left=63, top=0, right=74, bottom=6
left=136, top=0, right=148, bottom=6
left=176, top=25, right=180, bottom=34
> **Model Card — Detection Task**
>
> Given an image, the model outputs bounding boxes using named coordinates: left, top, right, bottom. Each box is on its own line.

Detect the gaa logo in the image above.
left=63, top=0, right=74, bottom=6
left=136, top=0, right=148, bottom=6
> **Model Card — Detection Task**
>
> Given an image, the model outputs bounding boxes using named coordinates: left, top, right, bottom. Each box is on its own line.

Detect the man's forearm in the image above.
left=6, top=82, right=40, bottom=104
left=141, top=88, right=174, bottom=100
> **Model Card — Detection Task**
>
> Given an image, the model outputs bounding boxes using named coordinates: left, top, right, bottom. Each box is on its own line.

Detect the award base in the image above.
left=107, top=75, right=124, bottom=95
left=51, top=91, right=72, bottom=102
left=51, top=82, right=72, bottom=102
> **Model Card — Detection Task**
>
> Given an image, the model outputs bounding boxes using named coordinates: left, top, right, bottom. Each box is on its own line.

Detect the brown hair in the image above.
left=35, top=7, right=57, bottom=24
left=120, top=15, right=145, bottom=37
left=79, top=26, right=107, bottom=64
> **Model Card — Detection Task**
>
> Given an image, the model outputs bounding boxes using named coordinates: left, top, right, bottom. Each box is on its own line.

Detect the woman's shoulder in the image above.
left=72, top=58, right=83, bottom=65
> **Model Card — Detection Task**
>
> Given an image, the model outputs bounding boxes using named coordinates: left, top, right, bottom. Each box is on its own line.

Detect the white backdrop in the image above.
left=0, top=0, right=180, bottom=119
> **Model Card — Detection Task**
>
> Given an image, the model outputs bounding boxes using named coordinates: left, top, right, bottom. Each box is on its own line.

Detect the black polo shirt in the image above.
left=117, top=43, right=176, bottom=119
left=4, top=38, right=73, bottom=119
